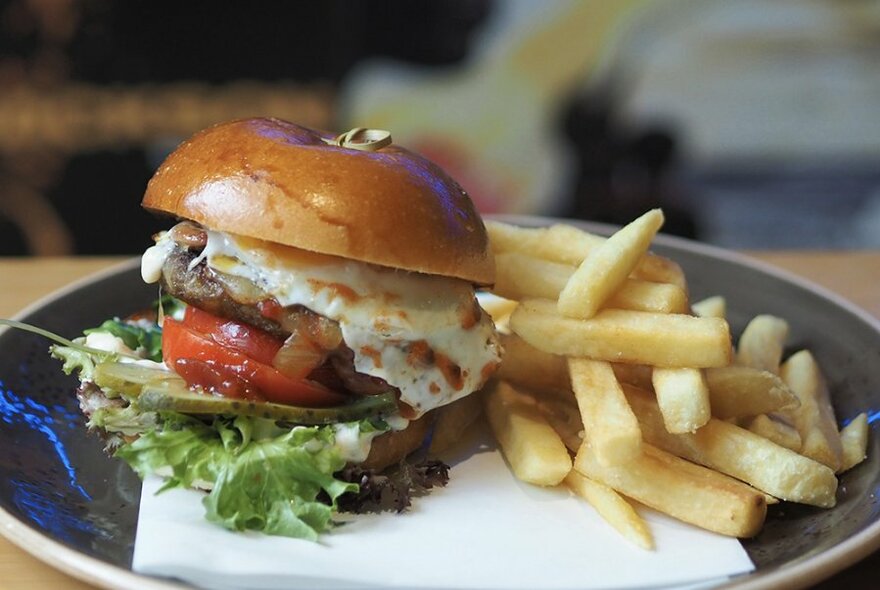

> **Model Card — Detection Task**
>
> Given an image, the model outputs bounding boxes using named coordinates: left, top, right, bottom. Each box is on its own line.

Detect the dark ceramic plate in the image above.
left=1, top=217, right=879, bottom=590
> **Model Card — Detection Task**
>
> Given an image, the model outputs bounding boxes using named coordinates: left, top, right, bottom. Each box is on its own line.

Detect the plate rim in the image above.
left=0, top=218, right=878, bottom=589
left=0, top=257, right=178, bottom=589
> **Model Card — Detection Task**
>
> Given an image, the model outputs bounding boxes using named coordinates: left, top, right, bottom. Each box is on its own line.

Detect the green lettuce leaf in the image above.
left=50, top=344, right=103, bottom=382
left=116, top=414, right=378, bottom=540
left=89, top=403, right=159, bottom=436
left=85, top=319, right=163, bottom=362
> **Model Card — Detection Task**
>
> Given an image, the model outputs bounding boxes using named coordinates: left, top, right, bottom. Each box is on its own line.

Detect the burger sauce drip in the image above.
left=360, top=345, right=383, bottom=369
left=308, top=279, right=361, bottom=303
left=458, top=298, right=482, bottom=330
left=435, top=353, right=464, bottom=391
left=405, top=340, right=464, bottom=391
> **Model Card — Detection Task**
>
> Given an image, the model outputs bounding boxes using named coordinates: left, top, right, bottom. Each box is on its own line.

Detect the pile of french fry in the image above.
left=481, top=210, right=869, bottom=550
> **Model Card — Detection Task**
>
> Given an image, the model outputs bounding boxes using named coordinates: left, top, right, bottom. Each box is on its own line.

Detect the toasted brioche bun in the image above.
left=362, top=392, right=484, bottom=471
left=361, top=413, right=435, bottom=471
left=143, top=118, right=493, bottom=285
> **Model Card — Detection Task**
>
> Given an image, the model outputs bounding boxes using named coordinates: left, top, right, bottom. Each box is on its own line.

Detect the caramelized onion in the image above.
left=211, top=270, right=268, bottom=304
left=169, top=222, right=208, bottom=249
left=273, top=335, right=326, bottom=380
left=278, top=308, right=343, bottom=350
left=272, top=310, right=343, bottom=379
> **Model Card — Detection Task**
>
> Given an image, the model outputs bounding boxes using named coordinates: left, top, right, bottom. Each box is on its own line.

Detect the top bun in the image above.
left=142, top=118, right=494, bottom=285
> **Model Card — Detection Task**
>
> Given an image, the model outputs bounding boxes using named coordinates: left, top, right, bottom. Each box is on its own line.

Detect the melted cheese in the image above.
left=142, top=227, right=500, bottom=418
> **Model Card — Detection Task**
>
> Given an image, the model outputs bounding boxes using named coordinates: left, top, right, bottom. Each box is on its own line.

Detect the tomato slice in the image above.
left=162, top=317, right=348, bottom=407
left=182, top=306, right=282, bottom=365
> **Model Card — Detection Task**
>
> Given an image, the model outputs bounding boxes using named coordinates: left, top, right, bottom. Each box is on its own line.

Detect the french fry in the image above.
left=609, top=279, right=688, bottom=315
left=568, top=358, right=641, bottom=465
left=742, top=414, right=802, bottom=451
left=494, top=252, right=688, bottom=313
left=574, top=441, right=767, bottom=538
left=692, top=295, right=726, bottom=319
left=484, top=381, right=572, bottom=486
left=704, top=366, right=799, bottom=419
left=487, top=220, right=604, bottom=266
left=511, top=299, right=732, bottom=368
left=839, top=413, right=869, bottom=473
left=736, top=315, right=789, bottom=374
left=486, top=220, right=687, bottom=289
left=633, top=252, right=688, bottom=292
left=565, top=470, right=654, bottom=550
left=478, top=294, right=518, bottom=328
left=611, top=363, right=654, bottom=391
left=496, top=332, right=570, bottom=395
left=780, top=350, right=843, bottom=471
left=623, top=384, right=838, bottom=507
left=652, top=368, right=711, bottom=433
left=494, top=253, right=573, bottom=300
left=485, top=215, right=863, bottom=547
left=558, top=209, right=665, bottom=319
left=537, top=396, right=584, bottom=452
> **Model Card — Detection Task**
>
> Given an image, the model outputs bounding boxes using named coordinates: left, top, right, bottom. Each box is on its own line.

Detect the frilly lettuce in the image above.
left=116, top=413, right=381, bottom=540
left=24, top=312, right=396, bottom=541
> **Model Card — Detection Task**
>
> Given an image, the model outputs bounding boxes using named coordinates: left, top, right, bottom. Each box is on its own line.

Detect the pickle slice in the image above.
left=93, top=361, right=396, bottom=424
left=138, top=380, right=397, bottom=425
left=93, top=361, right=183, bottom=397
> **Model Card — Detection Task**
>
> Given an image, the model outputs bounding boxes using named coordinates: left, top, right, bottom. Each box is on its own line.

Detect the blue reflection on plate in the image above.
left=0, top=382, right=90, bottom=500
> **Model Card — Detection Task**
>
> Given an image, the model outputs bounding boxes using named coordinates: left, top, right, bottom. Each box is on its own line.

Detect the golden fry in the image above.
left=494, top=252, right=687, bottom=313
left=494, top=252, right=572, bottom=301
left=558, top=209, right=665, bottom=319
left=565, top=470, right=654, bottom=550
left=511, top=299, right=732, bottom=368
left=575, top=441, right=766, bottom=538
left=496, top=332, right=570, bottom=395
left=484, top=381, right=572, bottom=486
left=839, top=413, right=869, bottom=473
left=610, top=363, right=654, bottom=391
left=705, top=366, right=799, bottom=419
left=736, top=315, right=789, bottom=374
left=780, top=350, right=843, bottom=471
left=478, top=294, right=518, bottom=328
left=691, top=295, right=726, bottom=319
left=537, top=395, right=584, bottom=452
left=569, top=358, right=642, bottom=465
left=623, top=384, right=838, bottom=508
left=652, top=368, right=711, bottom=433
left=485, top=220, right=686, bottom=289
left=742, top=414, right=802, bottom=451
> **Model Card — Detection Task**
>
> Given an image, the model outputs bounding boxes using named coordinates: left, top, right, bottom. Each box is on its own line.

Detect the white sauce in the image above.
left=141, top=234, right=175, bottom=283
left=333, top=423, right=382, bottom=463
left=83, top=332, right=167, bottom=371
left=142, top=227, right=500, bottom=418
left=84, top=332, right=135, bottom=356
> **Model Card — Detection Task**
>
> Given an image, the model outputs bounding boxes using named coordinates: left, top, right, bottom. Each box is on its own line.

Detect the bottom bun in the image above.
left=360, top=412, right=435, bottom=471
left=361, top=391, right=486, bottom=471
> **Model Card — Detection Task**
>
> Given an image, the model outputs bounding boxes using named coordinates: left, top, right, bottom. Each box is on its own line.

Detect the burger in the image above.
left=49, top=118, right=501, bottom=540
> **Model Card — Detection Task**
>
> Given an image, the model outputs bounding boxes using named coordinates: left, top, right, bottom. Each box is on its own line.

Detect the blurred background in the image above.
left=1, top=0, right=879, bottom=256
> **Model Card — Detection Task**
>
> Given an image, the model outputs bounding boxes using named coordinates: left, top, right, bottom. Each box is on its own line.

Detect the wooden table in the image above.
left=0, top=253, right=878, bottom=589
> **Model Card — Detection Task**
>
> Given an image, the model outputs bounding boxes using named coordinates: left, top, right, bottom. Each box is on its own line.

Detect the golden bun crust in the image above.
left=360, top=413, right=434, bottom=471
left=361, top=392, right=484, bottom=470
left=143, top=118, right=493, bottom=285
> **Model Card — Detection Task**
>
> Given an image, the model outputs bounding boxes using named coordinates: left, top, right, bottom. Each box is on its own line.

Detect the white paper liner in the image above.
left=133, top=429, right=753, bottom=589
